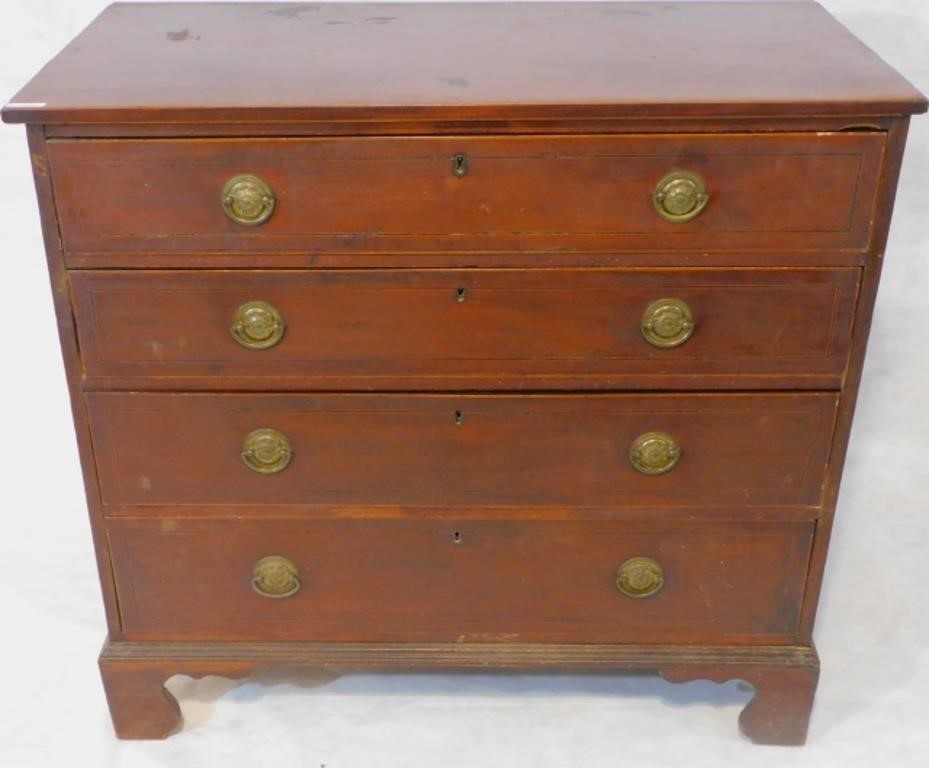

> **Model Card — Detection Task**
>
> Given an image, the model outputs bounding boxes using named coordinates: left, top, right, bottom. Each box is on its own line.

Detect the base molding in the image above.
left=99, top=640, right=819, bottom=745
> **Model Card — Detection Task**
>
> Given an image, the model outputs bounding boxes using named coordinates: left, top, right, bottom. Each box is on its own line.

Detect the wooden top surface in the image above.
left=4, top=1, right=926, bottom=125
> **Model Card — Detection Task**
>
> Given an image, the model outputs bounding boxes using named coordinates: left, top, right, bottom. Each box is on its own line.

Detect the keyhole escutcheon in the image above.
left=453, top=153, right=469, bottom=177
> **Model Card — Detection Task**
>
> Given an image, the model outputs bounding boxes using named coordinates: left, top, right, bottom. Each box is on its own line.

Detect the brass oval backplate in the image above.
left=222, top=173, right=276, bottom=226
left=629, top=431, right=681, bottom=475
left=641, top=297, right=695, bottom=349
left=252, top=555, right=301, bottom=598
left=616, top=556, right=665, bottom=599
left=231, top=300, right=286, bottom=350
left=241, top=428, right=293, bottom=474
left=653, top=170, right=709, bottom=223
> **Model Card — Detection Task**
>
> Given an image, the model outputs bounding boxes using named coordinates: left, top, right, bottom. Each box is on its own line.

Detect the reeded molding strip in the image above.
left=101, top=641, right=818, bottom=669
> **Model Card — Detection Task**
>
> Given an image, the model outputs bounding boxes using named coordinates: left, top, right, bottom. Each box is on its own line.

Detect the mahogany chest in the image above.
left=4, top=1, right=925, bottom=744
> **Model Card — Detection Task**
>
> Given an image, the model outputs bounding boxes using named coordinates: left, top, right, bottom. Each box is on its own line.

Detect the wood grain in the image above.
left=662, top=656, right=819, bottom=745
left=107, top=516, right=813, bottom=644
left=98, top=639, right=819, bottom=743
left=85, top=392, right=839, bottom=509
left=61, top=247, right=874, bottom=272
left=24, top=126, right=124, bottom=637
left=48, top=133, right=884, bottom=255
left=7, top=0, right=923, bottom=745
left=70, top=268, right=859, bottom=391
left=796, top=118, right=913, bottom=640
left=39, top=114, right=900, bottom=139
left=4, top=2, right=925, bottom=125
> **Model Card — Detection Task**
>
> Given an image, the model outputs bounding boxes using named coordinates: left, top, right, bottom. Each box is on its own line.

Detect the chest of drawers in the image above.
left=5, top=1, right=925, bottom=745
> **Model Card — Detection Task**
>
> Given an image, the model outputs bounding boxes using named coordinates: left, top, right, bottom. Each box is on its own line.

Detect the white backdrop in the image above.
left=1, top=1, right=927, bottom=766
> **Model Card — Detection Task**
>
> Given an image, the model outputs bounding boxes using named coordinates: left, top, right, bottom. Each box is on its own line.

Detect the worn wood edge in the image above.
left=5, top=99, right=927, bottom=126
left=35, top=115, right=900, bottom=138
left=26, top=125, right=123, bottom=637
left=98, top=640, right=819, bottom=742
left=660, top=647, right=820, bottom=745
left=61, top=252, right=870, bottom=271
left=79, top=376, right=848, bottom=393
left=45, top=126, right=885, bottom=257
left=97, top=504, right=824, bottom=523
left=101, top=639, right=817, bottom=669
left=796, top=117, right=912, bottom=640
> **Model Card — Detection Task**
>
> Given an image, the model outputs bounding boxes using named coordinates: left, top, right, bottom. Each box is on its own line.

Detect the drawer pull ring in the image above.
left=641, top=298, right=695, bottom=349
left=231, top=300, right=286, bottom=350
left=252, top=555, right=301, bottom=598
left=241, top=428, right=293, bottom=474
left=616, top=557, right=664, bottom=599
left=653, top=170, right=709, bottom=223
left=222, top=173, right=276, bottom=226
left=629, top=431, right=681, bottom=475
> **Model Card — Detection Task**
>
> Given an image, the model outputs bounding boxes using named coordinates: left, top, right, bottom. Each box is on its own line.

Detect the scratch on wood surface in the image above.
left=31, top=153, right=48, bottom=177
left=439, top=76, right=469, bottom=88
left=266, top=4, right=321, bottom=19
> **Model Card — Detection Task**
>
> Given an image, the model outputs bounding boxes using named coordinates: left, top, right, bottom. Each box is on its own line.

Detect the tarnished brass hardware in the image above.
left=453, top=153, right=469, bottom=177
left=241, top=428, right=293, bottom=474
left=641, top=298, right=695, bottom=349
left=616, top=557, right=665, bottom=599
left=456, top=286, right=467, bottom=303
left=629, top=431, right=681, bottom=475
left=222, top=174, right=276, bottom=226
left=231, top=300, right=285, bottom=350
left=454, top=410, right=464, bottom=426
left=252, top=555, right=301, bottom=598
left=653, top=170, right=709, bottom=223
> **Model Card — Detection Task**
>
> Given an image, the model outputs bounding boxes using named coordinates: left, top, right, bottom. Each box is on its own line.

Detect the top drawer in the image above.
left=48, top=133, right=884, bottom=258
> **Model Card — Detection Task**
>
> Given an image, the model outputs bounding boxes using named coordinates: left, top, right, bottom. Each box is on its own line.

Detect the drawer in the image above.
left=72, top=268, right=859, bottom=391
left=49, top=133, right=883, bottom=256
left=108, top=517, right=813, bottom=643
left=87, top=392, right=838, bottom=510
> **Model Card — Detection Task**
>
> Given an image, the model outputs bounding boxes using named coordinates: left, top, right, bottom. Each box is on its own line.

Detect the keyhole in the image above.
left=456, top=286, right=467, bottom=303
left=454, top=410, right=464, bottom=426
left=453, top=153, right=469, bottom=177
left=452, top=531, right=462, bottom=544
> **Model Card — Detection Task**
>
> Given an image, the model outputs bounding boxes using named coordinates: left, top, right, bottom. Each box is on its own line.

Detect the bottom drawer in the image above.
left=110, top=518, right=813, bottom=644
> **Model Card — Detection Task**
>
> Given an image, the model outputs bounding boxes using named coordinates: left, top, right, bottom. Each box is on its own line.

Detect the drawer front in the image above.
left=87, top=392, right=838, bottom=510
left=72, top=268, right=859, bottom=391
left=109, top=517, right=813, bottom=643
left=49, top=133, right=883, bottom=255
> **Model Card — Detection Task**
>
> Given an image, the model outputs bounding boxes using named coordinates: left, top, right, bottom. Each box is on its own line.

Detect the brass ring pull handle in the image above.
left=629, top=431, right=681, bottom=475
left=252, top=555, right=301, bottom=598
left=241, top=428, right=293, bottom=474
left=653, top=170, right=709, bottom=223
left=222, top=174, right=276, bottom=226
left=231, top=300, right=286, bottom=350
left=641, top=298, right=695, bottom=349
left=616, top=557, right=665, bottom=599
